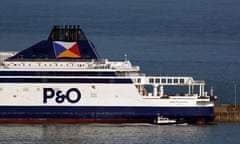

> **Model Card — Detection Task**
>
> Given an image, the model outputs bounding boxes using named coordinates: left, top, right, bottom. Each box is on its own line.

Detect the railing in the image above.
left=131, top=76, right=206, bottom=97
left=131, top=76, right=197, bottom=86
left=5, top=58, right=106, bottom=62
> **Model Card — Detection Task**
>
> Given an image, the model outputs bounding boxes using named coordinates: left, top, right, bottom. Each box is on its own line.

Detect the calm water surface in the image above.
left=0, top=0, right=240, bottom=143
left=0, top=123, right=240, bottom=144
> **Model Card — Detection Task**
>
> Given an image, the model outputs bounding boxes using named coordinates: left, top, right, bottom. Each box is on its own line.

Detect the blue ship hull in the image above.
left=0, top=106, right=214, bottom=123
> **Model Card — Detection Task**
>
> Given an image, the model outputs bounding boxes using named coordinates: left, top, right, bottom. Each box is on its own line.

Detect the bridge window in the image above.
left=180, top=79, right=184, bottom=83
left=162, top=79, right=166, bottom=83
left=149, top=78, right=154, bottom=83
left=174, top=79, right=178, bottom=83
left=155, top=78, right=160, bottom=83
left=168, top=79, right=172, bottom=83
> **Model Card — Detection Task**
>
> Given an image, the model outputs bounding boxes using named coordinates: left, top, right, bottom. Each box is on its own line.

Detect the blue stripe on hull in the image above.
left=0, top=106, right=214, bottom=121
left=0, top=78, right=132, bottom=83
left=0, top=71, right=116, bottom=76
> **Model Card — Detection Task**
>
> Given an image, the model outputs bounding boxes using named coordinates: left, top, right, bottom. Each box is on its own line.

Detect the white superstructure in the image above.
left=0, top=25, right=216, bottom=123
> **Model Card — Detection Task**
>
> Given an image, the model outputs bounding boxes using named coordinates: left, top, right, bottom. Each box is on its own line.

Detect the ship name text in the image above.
left=43, top=88, right=81, bottom=104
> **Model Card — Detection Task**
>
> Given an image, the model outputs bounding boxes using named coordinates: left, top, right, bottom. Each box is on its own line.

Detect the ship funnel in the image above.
left=48, top=25, right=87, bottom=42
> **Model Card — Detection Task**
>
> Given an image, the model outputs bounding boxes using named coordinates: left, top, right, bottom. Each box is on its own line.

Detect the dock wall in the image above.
left=214, top=105, right=240, bottom=122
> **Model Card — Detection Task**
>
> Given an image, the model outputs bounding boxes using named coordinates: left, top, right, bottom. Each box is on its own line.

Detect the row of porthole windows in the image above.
left=137, top=78, right=185, bottom=84
left=0, top=88, right=41, bottom=91
left=149, top=78, right=185, bottom=84
left=7, top=63, right=85, bottom=67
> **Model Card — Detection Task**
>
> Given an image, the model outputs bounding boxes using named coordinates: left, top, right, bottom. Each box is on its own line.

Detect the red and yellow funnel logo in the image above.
left=53, top=41, right=81, bottom=58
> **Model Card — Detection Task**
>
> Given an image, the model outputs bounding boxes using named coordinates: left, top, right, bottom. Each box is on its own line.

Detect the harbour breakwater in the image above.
left=214, top=105, right=240, bottom=122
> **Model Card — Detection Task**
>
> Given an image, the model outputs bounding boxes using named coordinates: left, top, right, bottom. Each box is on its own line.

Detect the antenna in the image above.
left=210, top=86, right=214, bottom=96
left=233, top=81, right=237, bottom=108
left=124, top=54, right=128, bottom=62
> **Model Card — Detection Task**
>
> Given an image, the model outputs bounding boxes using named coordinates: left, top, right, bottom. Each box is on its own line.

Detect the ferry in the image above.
left=0, top=25, right=216, bottom=124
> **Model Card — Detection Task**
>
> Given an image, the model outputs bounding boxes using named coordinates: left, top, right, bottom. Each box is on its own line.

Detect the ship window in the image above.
left=23, top=88, right=29, bottom=91
left=155, top=78, right=160, bottom=83
left=162, top=79, right=166, bottom=83
left=0, top=88, right=2, bottom=91
left=137, top=78, right=141, bottom=83
left=174, top=79, right=178, bottom=83
left=149, top=78, right=154, bottom=83
left=180, top=79, right=184, bottom=83
left=168, top=79, right=172, bottom=83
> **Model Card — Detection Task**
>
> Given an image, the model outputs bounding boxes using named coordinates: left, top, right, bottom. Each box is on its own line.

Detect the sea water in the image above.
left=0, top=0, right=240, bottom=143
left=0, top=123, right=240, bottom=144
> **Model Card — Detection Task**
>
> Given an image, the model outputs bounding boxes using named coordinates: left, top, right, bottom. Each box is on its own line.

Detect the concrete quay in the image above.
left=214, top=105, right=240, bottom=122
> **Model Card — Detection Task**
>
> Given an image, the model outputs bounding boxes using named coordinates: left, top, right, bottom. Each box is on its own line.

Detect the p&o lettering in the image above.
left=43, top=88, right=81, bottom=103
